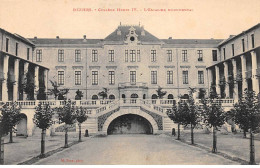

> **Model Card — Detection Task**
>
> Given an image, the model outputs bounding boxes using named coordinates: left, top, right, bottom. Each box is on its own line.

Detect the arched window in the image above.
left=131, top=93, right=138, bottom=98
left=143, top=94, right=146, bottom=99
left=168, top=94, right=174, bottom=99
left=151, top=94, right=157, bottom=99
left=109, top=94, right=115, bottom=100
left=122, top=94, right=126, bottom=99
left=92, top=95, right=98, bottom=100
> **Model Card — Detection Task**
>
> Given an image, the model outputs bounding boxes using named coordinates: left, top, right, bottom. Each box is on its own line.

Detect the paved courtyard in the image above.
left=34, top=134, right=237, bottom=165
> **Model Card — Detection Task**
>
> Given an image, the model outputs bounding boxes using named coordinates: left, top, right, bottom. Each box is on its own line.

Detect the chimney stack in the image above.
left=56, top=36, right=59, bottom=39
left=34, top=36, right=37, bottom=39
left=83, top=35, right=86, bottom=39
left=168, top=37, right=172, bottom=39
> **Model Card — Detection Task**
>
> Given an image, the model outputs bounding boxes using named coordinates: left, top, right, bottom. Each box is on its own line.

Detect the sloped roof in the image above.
left=28, top=38, right=102, bottom=45
left=162, top=39, right=223, bottom=44
left=104, top=25, right=162, bottom=42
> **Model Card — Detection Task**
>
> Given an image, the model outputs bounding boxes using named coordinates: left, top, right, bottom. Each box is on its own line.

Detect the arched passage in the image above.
left=107, top=114, right=153, bottom=135
left=16, top=113, right=27, bottom=136
left=102, top=109, right=159, bottom=135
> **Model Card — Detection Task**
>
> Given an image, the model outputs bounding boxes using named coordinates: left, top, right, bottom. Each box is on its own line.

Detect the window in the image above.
left=198, top=71, right=204, bottom=84
left=197, top=50, right=203, bottom=61
left=109, top=50, right=114, bottom=62
left=151, top=50, right=156, bottom=62
left=27, top=48, right=30, bottom=60
left=137, top=50, right=140, bottom=62
left=182, top=71, right=188, bottom=84
left=75, top=71, right=81, bottom=85
left=223, top=48, right=226, bottom=60
left=108, top=71, right=115, bottom=85
left=15, top=43, right=19, bottom=56
left=242, top=39, right=245, bottom=52
left=58, top=49, right=64, bottom=62
left=167, top=50, right=172, bottom=62
left=36, top=49, right=42, bottom=62
left=251, top=34, right=255, bottom=48
left=232, top=44, right=234, bottom=56
left=151, top=71, right=157, bottom=84
left=167, top=70, right=173, bottom=84
left=75, top=50, right=81, bottom=62
left=125, top=50, right=128, bottom=62
left=6, top=38, right=9, bottom=52
left=130, top=50, right=136, bottom=62
left=92, top=71, right=98, bottom=85
left=58, top=71, right=65, bottom=85
left=182, top=50, right=188, bottom=62
left=212, top=50, right=217, bottom=61
left=130, top=71, right=136, bottom=84
left=92, top=50, right=98, bottom=62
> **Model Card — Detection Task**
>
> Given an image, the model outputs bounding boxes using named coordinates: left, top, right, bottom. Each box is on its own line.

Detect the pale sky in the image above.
left=0, top=0, right=260, bottom=39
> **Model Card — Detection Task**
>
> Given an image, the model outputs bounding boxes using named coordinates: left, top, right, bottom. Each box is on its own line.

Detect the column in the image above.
left=35, top=66, right=39, bottom=99
left=241, top=55, right=247, bottom=93
left=215, top=65, right=221, bottom=96
left=23, top=62, right=29, bottom=100
left=251, top=51, right=259, bottom=94
left=44, top=69, right=48, bottom=96
left=232, top=59, right=239, bottom=100
left=224, top=62, right=230, bottom=98
left=207, top=68, right=213, bottom=96
left=2, top=55, right=9, bottom=102
left=13, top=59, right=20, bottom=101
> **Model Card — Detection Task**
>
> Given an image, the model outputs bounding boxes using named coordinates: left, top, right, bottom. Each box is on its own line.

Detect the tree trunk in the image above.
left=191, top=124, right=194, bottom=145
left=0, top=136, right=4, bottom=165
left=212, top=127, right=217, bottom=153
left=9, top=131, right=13, bottom=143
left=177, top=123, right=180, bottom=140
left=40, top=129, right=46, bottom=158
left=64, top=125, right=68, bottom=148
left=249, top=130, right=256, bottom=165
left=78, top=123, right=82, bottom=142
left=243, top=129, right=247, bottom=138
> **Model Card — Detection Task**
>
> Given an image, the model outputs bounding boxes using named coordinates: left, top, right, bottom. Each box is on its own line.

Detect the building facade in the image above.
left=30, top=24, right=222, bottom=100
left=207, top=23, right=260, bottom=99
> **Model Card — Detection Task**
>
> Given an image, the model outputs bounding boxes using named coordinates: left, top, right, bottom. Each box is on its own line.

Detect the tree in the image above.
left=56, top=100, right=77, bottom=148
left=230, top=89, right=260, bottom=165
left=156, top=86, right=167, bottom=99
left=0, top=102, right=21, bottom=143
left=76, top=107, right=88, bottom=142
left=33, top=103, right=54, bottom=157
left=166, top=101, right=185, bottom=140
left=75, top=89, right=83, bottom=100
left=98, top=88, right=109, bottom=99
left=48, top=80, right=69, bottom=100
left=201, top=95, right=226, bottom=153
left=182, top=88, right=200, bottom=145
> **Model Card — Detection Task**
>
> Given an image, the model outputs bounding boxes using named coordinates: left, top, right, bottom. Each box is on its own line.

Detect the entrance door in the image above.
left=16, top=114, right=27, bottom=136
left=130, top=93, right=138, bottom=103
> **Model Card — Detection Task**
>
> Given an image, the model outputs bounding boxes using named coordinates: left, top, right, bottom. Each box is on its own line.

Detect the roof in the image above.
left=28, top=38, right=103, bottom=45
left=218, top=23, right=260, bottom=47
left=0, top=28, right=35, bottom=46
left=104, top=25, right=162, bottom=43
left=161, top=39, right=223, bottom=48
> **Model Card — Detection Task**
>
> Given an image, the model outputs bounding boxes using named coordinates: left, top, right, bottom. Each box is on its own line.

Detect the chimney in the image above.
left=229, top=35, right=235, bottom=38
left=56, top=36, right=59, bottom=39
left=34, top=36, right=37, bottom=39
left=83, top=35, right=87, bottom=42
left=168, top=37, right=172, bottom=39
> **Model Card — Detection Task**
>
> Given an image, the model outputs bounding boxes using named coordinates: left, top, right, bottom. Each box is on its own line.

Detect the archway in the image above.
left=107, top=114, right=153, bottom=135
left=16, top=113, right=27, bottom=136
left=102, top=109, right=159, bottom=135
left=109, top=94, right=115, bottom=100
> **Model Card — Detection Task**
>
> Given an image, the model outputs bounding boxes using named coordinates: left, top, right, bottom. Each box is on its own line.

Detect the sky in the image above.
left=0, top=0, right=260, bottom=40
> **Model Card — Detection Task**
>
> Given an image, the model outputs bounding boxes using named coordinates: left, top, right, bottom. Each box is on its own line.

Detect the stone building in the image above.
left=30, top=24, right=222, bottom=100
left=207, top=23, right=260, bottom=99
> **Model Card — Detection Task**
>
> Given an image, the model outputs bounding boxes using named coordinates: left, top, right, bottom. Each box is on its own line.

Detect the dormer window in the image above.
left=131, top=31, right=134, bottom=34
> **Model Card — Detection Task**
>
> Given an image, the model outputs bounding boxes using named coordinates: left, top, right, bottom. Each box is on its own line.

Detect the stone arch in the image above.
left=102, top=109, right=159, bottom=135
